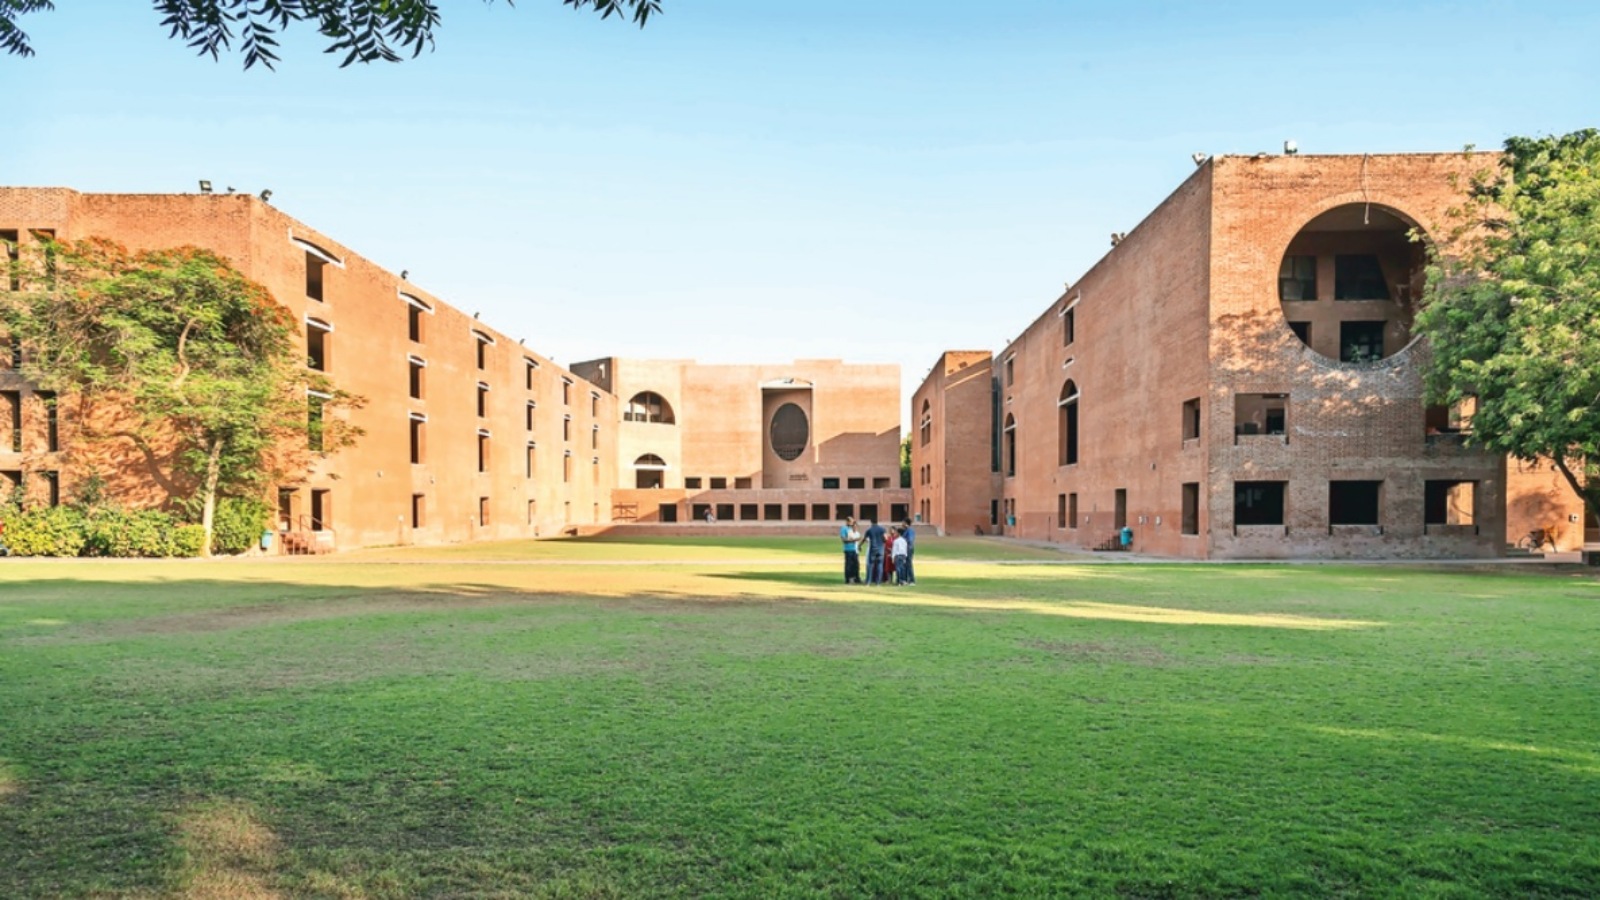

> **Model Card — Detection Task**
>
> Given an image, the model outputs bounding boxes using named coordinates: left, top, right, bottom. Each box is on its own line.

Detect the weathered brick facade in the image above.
left=912, top=152, right=1584, bottom=558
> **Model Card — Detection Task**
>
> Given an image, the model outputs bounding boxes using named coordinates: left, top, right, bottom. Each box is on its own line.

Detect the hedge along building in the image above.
left=569, top=357, right=911, bottom=530
left=912, top=151, right=1585, bottom=559
left=0, top=187, right=617, bottom=550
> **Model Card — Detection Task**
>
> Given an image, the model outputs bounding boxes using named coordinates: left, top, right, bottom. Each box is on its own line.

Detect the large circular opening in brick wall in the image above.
left=1278, top=204, right=1427, bottom=363
left=770, top=403, right=808, bottom=461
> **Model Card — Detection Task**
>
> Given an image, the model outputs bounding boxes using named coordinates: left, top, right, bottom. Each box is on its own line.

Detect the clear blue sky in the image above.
left=6, top=1, right=1597, bottom=413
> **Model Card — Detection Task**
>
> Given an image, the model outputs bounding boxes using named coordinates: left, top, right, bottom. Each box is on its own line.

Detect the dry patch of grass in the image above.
left=176, top=801, right=282, bottom=900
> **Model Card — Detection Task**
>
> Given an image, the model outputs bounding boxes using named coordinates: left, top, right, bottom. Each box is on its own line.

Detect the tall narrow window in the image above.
left=411, top=494, right=425, bottom=529
left=478, top=430, right=491, bottom=473
left=591, top=392, right=599, bottom=417
left=1056, top=494, right=1067, bottom=529
left=563, top=451, right=572, bottom=483
left=1, top=230, right=19, bottom=291
left=561, top=378, right=572, bottom=406
left=1279, top=255, right=1317, bottom=301
left=479, top=496, right=490, bottom=527
left=1003, top=413, right=1017, bottom=477
left=473, top=330, right=494, bottom=370
left=525, top=359, right=539, bottom=390
left=401, top=292, right=430, bottom=343
left=1062, top=301, right=1077, bottom=346
left=39, top=391, right=57, bottom=452
left=477, top=382, right=489, bottom=418
left=305, top=252, right=326, bottom=301
left=1068, top=493, right=1078, bottom=530
left=591, top=424, right=600, bottom=450
left=1005, top=356, right=1015, bottom=387
left=1058, top=380, right=1079, bottom=465
left=305, top=318, right=332, bottom=372
left=408, top=356, right=426, bottom=400
left=919, top=399, right=931, bottom=446
left=1181, top=483, right=1199, bottom=535
left=563, top=416, right=572, bottom=442
left=526, top=442, right=537, bottom=478
left=307, top=391, right=330, bottom=451
left=408, top=414, right=426, bottom=464
left=526, top=401, right=537, bottom=432
left=1181, top=397, right=1200, bottom=442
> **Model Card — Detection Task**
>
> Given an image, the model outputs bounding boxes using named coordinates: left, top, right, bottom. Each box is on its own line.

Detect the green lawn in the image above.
left=2, top=537, right=1597, bottom=898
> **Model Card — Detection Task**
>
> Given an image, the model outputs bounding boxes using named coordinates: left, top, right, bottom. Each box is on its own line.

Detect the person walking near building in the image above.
left=891, top=526, right=910, bottom=586
left=839, top=516, right=862, bottom=584
left=900, top=518, right=917, bottom=585
left=863, top=518, right=887, bottom=585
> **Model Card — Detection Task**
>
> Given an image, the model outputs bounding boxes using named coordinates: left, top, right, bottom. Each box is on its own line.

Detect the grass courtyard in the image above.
left=2, top=535, right=1598, bottom=898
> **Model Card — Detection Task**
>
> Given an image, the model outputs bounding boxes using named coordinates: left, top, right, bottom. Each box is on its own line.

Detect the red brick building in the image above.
left=913, top=152, right=1585, bottom=558
left=2, top=188, right=617, bottom=550
left=2, top=188, right=912, bottom=550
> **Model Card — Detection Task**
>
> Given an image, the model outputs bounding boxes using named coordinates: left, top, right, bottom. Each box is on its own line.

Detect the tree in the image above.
left=900, top=435, right=912, bottom=489
left=2, top=0, right=662, bottom=69
left=1415, top=129, right=1600, bottom=524
left=0, top=238, right=363, bottom=554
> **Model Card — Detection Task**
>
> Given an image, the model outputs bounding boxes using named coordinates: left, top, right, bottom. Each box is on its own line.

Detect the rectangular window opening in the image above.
left=1181, top=397, right=1200, bottom=442
left=1329, top=480, right=1382, bottom=526
left=305, top=252, right=325, bottom=301
left=1279, top=254, right=1316, bottom=301
left=1340, top=321, right=1386, bottom=363
left=1334, top=254, right=1390, bottom=300
left=1234, top=481, right=1286, bottom=526
left=709, top=477, right=727, bottom=490
left=411, top=494, right=425, bottom=529
left=1235, top=393, right=1288, bottom=438
left=847, top=477, right=865, bottom=490
left=1181, top=483, right=1199, bottom=535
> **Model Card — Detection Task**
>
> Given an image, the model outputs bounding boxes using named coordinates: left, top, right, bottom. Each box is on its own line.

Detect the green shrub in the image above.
left=3, top=506, right=88, bottom=557
left=211, top=497, right=271, bottom=555
left=82, top=506, right=178, bottom=557
left=168, top=524, right=207, bottom=558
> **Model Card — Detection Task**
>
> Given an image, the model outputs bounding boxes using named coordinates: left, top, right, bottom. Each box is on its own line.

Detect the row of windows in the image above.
left=0, top=468, right=60, bottom=507
left=0, top=390, right=59, bottom=453
left=1040, top=479, right=1480, bottom=535
left=1278, top=254, right=1393, bottom=303
left=682, top=502, right=911, bottom=523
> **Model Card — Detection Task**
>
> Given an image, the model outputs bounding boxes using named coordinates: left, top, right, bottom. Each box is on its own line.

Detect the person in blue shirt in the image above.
left=900, top=518, right=917, bottom=585
left=863, top=518, right=887, bottom=585
left=839, top=516, right=862, bottom=584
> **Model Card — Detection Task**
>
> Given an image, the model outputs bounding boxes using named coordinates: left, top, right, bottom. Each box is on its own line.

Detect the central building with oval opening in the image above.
left=570, top=357, right=910, bottom=530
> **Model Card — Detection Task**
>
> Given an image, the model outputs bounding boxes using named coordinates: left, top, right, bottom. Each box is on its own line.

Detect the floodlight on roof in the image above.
left=198, top=180, right=213, bottom=193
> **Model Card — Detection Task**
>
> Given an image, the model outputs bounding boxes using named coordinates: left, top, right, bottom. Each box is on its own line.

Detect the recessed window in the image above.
left=1234, top=481, right=1286, bottom=526
left=305, top=318, right=332, bottom=372
left=591, top=392, right=600, bottom=417
left=1181, top=483, right=1199, bottom=535
left=634, top=453, right=666, bottom=489
left=526, top=401, right=536, bottom=431
left=873, top=477, right=890, bottom=489
left=734, top=477, right=752, bottom=490
left=1425, top=480, right=1477, bottom=526
left=1329, top=480, right=1381, bottom=526
left=525, top=359, right=539, bottom=390
left=472, top=330, right=495, bottom=370
left=822, top=477, right=840, bottom=490
left=39, top=391, right=57, bottom=452
left=1278, top=255, right=1316, bottom=301
left=709, top=477, right=727, bottom=490
left=305, top=252, right=325, bottom=301
left=479, top=497, right=490, bottom=527
left=306, top=390, right=330, bottom=451
left=1068, top=493, right=1078, bottom=530
left=562, top=416, right=571, bottom=442
left=408, top=356, right=425, bottom=400
left=477, top=430, right=491, bottom=472
left=401, top=292, right=430, bottom=343
left=847, top=477, right=865, bottom=490
left=1340, top=321, right=1386, bottom=363
left=1058, top=381, right=1079, bottom=465
left=1235, top=393, right=1287, bottom=438
left=919, top=399, right=932, bottom=446
left=1056, top=493, right=1067, bottom=529
left=411, top=494, right=425, bottom=529
left=591, top=424, right=599, bottom=449
left=1335, top=255, right=1390, bottom=301
left=563, top=450, right=572, bottom=482
left=1005, top=356, right=1015, bottom=387
left=685, top=477, right=703, bottom=489
left=1004, top=412, right=1018, bottom=477
left=525, top=442, right=536, bottom=478
left=408, top=414, right=425, bottom=464
left=477, top=383, right=489, bottom=418
left=561, top=378, right=572, bottom=405
left=1181, top=397, right=1200, bottom=442
left=625, top=391, right=674, bottom=424
left=1288, top=321, right=1310, bottom=345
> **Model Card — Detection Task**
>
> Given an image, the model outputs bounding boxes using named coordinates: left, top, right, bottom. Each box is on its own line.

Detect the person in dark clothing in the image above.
left=900, top=518, right=917, bottom=585
left=863, top=518, right=887, bottom=585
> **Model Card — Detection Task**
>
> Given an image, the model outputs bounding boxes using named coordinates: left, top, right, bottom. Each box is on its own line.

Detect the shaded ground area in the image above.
left=2, top=539, right=1598, bottom=897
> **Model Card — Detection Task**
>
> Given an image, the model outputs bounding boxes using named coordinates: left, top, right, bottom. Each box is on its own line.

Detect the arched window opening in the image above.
left=625, top=391, right=675, bottom=424
left=1058, top=380, right=1079, bottom=466
left=633, top=453, right=667, bottom=489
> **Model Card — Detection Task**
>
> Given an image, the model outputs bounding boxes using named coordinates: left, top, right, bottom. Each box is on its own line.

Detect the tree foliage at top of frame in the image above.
left=1415, top=128, right=1600, bottom=514
left=1, top=0, right=662, bottom=69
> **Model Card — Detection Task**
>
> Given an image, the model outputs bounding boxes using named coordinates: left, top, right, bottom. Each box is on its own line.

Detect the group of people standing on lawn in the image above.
left=839, top=516, right=915, bottom=586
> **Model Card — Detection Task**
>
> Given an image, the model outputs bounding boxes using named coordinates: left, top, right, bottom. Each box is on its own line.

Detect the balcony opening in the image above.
left=1425, top=397, right=1476, bottom=444
left=1235, top=393, right=1288, bottom=440
left=1329, top=480, right=1381, bottom=526
left=717, top=503, right=735, bottom=521
left=1234, top=481, right=1285, bottom=526
left=739, top=503, right=758, bottom=521
left=624, top=391, right=674, bottom=424
left=861, top=503, right=879, bottom=522
left=788, top=503, right=806, bottom=520
left=658, top=503, right=677, bottom=523
left=812, top=503, right=829, bottom=520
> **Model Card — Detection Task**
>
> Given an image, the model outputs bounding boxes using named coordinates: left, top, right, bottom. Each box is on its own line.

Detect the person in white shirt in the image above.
left=890, top=527, right=910, bottom=586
